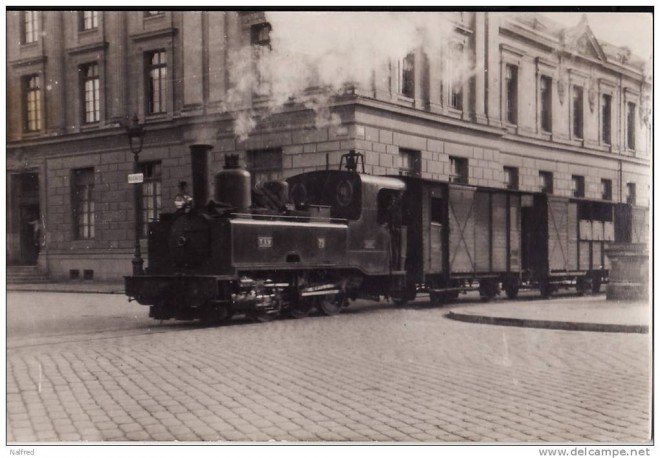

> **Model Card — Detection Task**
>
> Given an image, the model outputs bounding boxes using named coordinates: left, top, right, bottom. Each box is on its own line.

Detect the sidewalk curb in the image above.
left=446, top=311, right=649, bottom=334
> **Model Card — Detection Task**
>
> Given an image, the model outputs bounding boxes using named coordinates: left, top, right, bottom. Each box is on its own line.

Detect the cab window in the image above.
left=377, top=189, right=401, bottom=226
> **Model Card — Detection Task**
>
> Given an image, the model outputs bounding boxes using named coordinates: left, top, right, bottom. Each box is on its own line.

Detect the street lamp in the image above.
left=126, top=114, right=146, bottom=275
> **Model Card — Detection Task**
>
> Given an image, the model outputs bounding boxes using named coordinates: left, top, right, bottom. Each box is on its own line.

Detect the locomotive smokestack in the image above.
left=190, top=144, right=212, bottom=209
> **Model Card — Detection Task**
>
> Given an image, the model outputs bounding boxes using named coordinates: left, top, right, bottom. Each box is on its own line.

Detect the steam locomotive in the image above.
left=124, top=146, right=646, bottom=323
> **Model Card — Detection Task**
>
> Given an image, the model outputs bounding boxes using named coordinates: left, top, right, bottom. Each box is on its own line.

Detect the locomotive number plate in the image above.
left=317, top=237, right=326, bottom=249
left=258, top=236, right=273, bottom=248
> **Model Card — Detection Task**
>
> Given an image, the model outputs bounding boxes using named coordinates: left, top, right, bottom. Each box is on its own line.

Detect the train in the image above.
left=124, top=146, right=647, bottom=323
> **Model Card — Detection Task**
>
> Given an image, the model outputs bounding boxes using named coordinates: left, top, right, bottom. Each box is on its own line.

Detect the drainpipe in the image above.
left=618, top=159, right=623, bottom=203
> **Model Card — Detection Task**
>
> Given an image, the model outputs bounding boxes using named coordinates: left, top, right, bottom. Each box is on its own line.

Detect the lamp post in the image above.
left=126, top=114, right=146, bottom=276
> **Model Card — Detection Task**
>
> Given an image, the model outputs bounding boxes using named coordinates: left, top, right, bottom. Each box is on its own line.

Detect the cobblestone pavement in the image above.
left=7, top=292, right=651, bottom=443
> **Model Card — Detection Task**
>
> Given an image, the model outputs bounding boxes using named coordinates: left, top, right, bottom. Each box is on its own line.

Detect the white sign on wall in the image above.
left=127, top=173, right=144, bottom=184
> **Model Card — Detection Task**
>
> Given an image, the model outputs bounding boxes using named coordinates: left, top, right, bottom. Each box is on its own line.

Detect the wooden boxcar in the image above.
left=520, top=194, right=618, bottom=296
left=399, top=177, right=524, bottom=302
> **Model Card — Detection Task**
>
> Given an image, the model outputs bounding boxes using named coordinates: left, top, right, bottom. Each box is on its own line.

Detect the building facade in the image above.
left=6, top=10, right=651, bottom=280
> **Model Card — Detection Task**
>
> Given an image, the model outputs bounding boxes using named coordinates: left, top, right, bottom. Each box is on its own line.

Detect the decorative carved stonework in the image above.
left=640, top=93, right=651, bottom=127
left=577, top=37, right=589, bottom=55
left=557, top=78, right=566, bottom=105
left=588, top=84, right=596, bottom=113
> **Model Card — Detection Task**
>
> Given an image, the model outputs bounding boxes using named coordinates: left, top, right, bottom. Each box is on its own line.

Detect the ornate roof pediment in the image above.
left=561, top=14, right=607, bottom=62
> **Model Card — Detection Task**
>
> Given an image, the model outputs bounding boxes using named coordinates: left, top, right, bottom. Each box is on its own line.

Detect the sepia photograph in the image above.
left=5, top=6, right=652, bottom=454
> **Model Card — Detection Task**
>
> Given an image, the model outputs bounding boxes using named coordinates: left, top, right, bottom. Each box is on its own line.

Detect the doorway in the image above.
left=13, top=173, right=41, bottom=265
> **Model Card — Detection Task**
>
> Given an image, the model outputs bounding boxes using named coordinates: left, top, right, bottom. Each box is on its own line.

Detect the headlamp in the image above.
left=174, top=193, right=192, bottom=209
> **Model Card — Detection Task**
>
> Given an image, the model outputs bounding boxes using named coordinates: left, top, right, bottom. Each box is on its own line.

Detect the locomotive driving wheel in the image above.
left=317, top=293, right=347, bottom=316
left=249, top=307, right=281, bottom=323
left=288, top=298, right=314, bottom=319
left=287, top=275, right=315, bottom=319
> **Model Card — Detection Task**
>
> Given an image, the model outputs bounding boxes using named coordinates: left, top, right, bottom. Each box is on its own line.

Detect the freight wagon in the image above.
left=398, top=176, right=524, bottom=303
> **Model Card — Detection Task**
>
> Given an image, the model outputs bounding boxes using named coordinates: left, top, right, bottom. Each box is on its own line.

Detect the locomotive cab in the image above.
left=288, top=170, right=363, bottom=220
left=286, top=166, right=407, bottom=307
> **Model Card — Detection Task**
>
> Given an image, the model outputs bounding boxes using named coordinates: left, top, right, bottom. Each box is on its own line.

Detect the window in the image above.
left=626, top=102, right=636, bottom=150
left=80, top=11, right=98, bottom=30
left=146, top=50, right=167, bottom=114
left=505, top=64, right=518, bottom=124
left=140, top=162, right=162, bottom=237
left=601, top=179, right=612, bottom=201
left=23, top=75, right=42, bottom=132
left=626, top=183, right=636, bottom=205
left=449, top=156, right=469, bottom=184
left=571, top=175, right=585, bottom=198
left=251, top=23, right=272, bottom=93
left=572, top=86, right=584, bottom=139
left=248, top=148, right=282, bottom=187
left=144, top=11, right=164, bottom=18
left=399, top=148, right=421, bottom=176
left=397, top=53, right=415, bottom=98
left=21, top=11, right=39, bottom=44
left=540, top=75, right=552, bottom=132
left=503, top=166, right=519, bottom=190
left=601, top=94, right=612, bottom=144
left=539, top=171, right=553, bottom=194
left=430, top=197, right=444, bottom=224
left=81, top=63, right=100, bottom=123
left=377, top=190, right=401, bottom=226
left=72, top=168, right=95, bottom=240
left=448, top=43, right=464, bottom=110
left=251, top=22, right=272, bottom=48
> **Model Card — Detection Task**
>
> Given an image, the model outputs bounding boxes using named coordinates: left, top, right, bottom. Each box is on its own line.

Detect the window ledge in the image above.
left=594, top=143, right=613, bottom=153
left=395, top=94, right=415, bottom=107
left=144, top=13, right=165, bottom=21
left=10, top=54, right=45, bottom=68
left=145, top=113, right=169, bottom=123
left=130, top=27, right=177, bottom=43
left=21, top=130, right=44, bottom=139
left=70, top=239, right=96, bottom=247
left=66, top=41, right=108, bottom=56
left=80, top=122, right=101, bottom=131
left=20, top=41, right=39, bottom=49
left=78, top=28, right=99, bottom=36
left=398, top=169, right=421, bottom=177
left=445, top=108, right=464, bottom=119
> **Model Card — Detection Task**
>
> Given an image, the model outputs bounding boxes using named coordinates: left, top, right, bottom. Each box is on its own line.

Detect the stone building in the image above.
left=6, top=10, right=651, bottom=281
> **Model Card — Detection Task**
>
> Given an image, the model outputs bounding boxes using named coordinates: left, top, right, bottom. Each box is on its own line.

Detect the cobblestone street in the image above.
left=7, top=291, right=651, bottom=443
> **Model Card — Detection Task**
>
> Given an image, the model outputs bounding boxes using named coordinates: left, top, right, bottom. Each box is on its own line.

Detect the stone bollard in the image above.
left=604, top=243, right=649, bottom=300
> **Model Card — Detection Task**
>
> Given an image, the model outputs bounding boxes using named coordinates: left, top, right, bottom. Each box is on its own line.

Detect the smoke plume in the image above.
left=224, top=12, right=471, bottom=140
